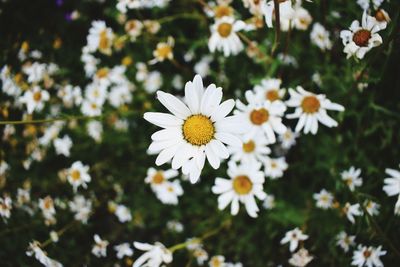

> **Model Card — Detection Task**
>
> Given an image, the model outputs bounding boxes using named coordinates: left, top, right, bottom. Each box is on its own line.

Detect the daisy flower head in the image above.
left=150, top=36, right=174, bottom=64
left=144, top=74, right=242, bottom=183
left=67, top=161, right=91, bottom=192
left=133, top=241, right=172, bottom=267
left=114, top=242, right=134, bottom=259
left=374, top=9, right=390, bottom=30
left=208, top=16, right=246, bottom=56
left=229, top=132, right=271, bottom=164
left=383, top=164, right=400, bottom=214
left=340, top=11, right=385, bottom=60
left=211, top=0, right=234, bottom=19
left=313, top=189, right=334, bottom=209
left=145, top=168, right=179, bottom=189
left=288, top=248, right=313, bottom=267
left=154, top=180, right=184, bottom=205
left=341, top=166, right=363, bottom=191
left=292, top=4, right=312, bottom=30
left=209, top=255, right=225, bottom=267
left=278, top=128, right=299, bottom=150
left=310, top=23, right=333, bottom=51
left=264, top=157, right=288, bottom=179
left=235, top=90, right=287, bottom=143
left=20, top=86, right=50, bottom=114
left=286, top=86, right=344, bottom=135
left=364, top=200, right=380, bottom=216
left=351, top=245, right=386, bottom=267
left=342, top=202, right=363, bottom=224
left=92, top=234, right=109, bottom=258
left=211, top=161, right=266, bottom=218
left=0, top=196, right=12, bottom=220
left=280, top=227, right=309, bottom=252
left=253, top=78, right=286, bottom=103
left=86, top=20, right=114, bottom=55
left=336, top=231, right=356, bottom=253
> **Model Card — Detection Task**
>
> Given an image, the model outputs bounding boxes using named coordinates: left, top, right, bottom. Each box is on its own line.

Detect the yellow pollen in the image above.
left=250, top=108, right=269, bottom=125
left=271, top=161, right=277, bottom=169
left=214, top=5, right=233, bottom=18
left=363, top=250, right=372, bottom=258
left=125, top=20, right=137, bottom=31
left=71, top=170, right=81, bottom=181
left=156, top=44, right=172, bottom=59
left=99, top=30, right=110, bottom=50
left=96, top=68, right=109, bottom=78
left=243, top=140, right=256, bottom=153
left=353, top=29, right=371, bottom=47
left=152, top=172, right=165, bottom=184
left=167, top=186, right=174, bottom=192
left=266, top=90, right=279, bottom=102
left=217, top=23, right=232, bottom=38
left=301, top=96, right=320, bottom=113
left=375, top=10, right=387, bottom=22
left=345, top=178, right=353, bottom=186
left=233, top=175, right=253, bottom=195
left=91, top=103, right=98, bottom=109
left=43, top=197, right=53, bottom=209
left=183, top=115, right=214, bottom=146
left=33, top=91, right=42, bottom=102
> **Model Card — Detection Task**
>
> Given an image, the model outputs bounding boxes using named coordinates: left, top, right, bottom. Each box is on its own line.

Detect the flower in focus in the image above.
left=144, top=75, right=242, bottom=183
left=286, top=86, right=344, bottom=135
left=133, top=241, right=172, bottom=267
left=280, top=228, right=309, bottom=252
left=340, top=12, right=385, bottom=59
left=212, top=161, right=266, bottom=217
left=208, top=16, right=246, bottom=56
left=229, top=132, right=271, bottom=164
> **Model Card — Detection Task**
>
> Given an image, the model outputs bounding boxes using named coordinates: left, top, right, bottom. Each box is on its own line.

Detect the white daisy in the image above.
left=310, top=23, right=333, bottom=51
left=0, top=196, right=12, bottom=220
left=235, top=90, right=287, bottom=143
left=278, top=128, right=299, bottom=150
left=262, top=0, right=295, bottom=31
left=229, top=132, right=271, bottom=164
left=383, top=165, right=400, bottom=214
left=351, top=245, right=386, bottom=267
left=144, top=75, right=242, bottom=183
left=336, top=231, right=355, bottom=253
left=26, top=241, right=63, bottom=267
left=253, top=78, right=286, bottom=103
left=145, top=168, right=179, bottom=189
left=39, top=196, right=56, bottom=225
left=114, top=243, right=134, bottom=259
left=53, top=135, right=72, bottom=157
left=133, top=242, right=172, bottom=267
left=292, top=4, right=312, bottom=30
left=341, top=167, right=363, bottom=191
left=125, top=19, right=143, bottom=40
left=340, top=12, right=385, bottom=59
left=69, top=195, right=92, bottom=224
left=193, top=248, right=209, bottom=265
left=262, top=193, right=276, bottom=210
left=67, top=161, right=91, bottom=192
left=86, top=20, right=114, bottom=55
left=208, top=16, right=246, bottom=56
left=264, top=157, right=288, bottom=179
left=143, top=71, right=162, bottom=93
left=209, top=255, right=225, bottom=267
left=115, top=204, right=132, bottom=223
left=280, top=228, right=308, bottom=252
left=364, top=200, right=380, bottom=216
left=343, top=202, right=362, bottom=224
left=286, top=86, right=344, bottom=134
left=20, top=86, right=50, bottom=114
left=92, top=234, right=109, bottom=258
left=288, top=248, right=313, bottom=267
left=374, top=9, right=390, bottom=30
left=313, top=189, right=334, bottom=209
left=154, top=180, right=184, bottom=205
left=150, top=37, right=174, bottom=64
left=211, top=161, right=266, bottom=218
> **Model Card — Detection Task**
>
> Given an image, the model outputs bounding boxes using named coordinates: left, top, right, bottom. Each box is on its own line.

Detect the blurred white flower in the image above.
left=92, top=234, right=109, bottom=258
left=67, top=161, right=91, bottom=192
left=280, top=228, right=308, bottom=252
left=53, top=135, right=72, bottom=157
left=289, top=248, right=313, bottom=267
left=336, top=231, right=356, bottom=252
left=351, top=245, right=386, bottom=267
left=133, top=241, right=172, bottom=267
left=114, top=242, right=134, bottom=259
left=313, top=189, right=334, bottom=209
left=341, top=167, right=363, bottom=191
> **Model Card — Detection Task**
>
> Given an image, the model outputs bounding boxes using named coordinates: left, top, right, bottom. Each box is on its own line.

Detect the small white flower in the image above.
left=87, top=121, right=103, bottom=142
left=133, top=241, right=172, bottom=267
left=343, top=202, right=363, bottom=224
left=53, top=135, right=73, bottom=157
left=286, top=86, right=344, bottom=134
left=115, top=204, right=132, bottom=223
left=253, top=78, right=286, bottom=103
left=166, top=220, right=184, bottom=233
left=341, top=167, right=363, bottom=191
left=262, top=193, right=276, bottom=210
left=340, top=12, right=385, bottom=59
left=86, top=20, right=114, bottom=55
left=69, top=195, right=92, bottom=223
left=262, top=0, right=295, bottom=31
left=20, top=86, right=50, bottom=114
left=209, top=255, right=225, bottom=267
left=39, top=196, right=56, bottom=225
left=194, top=56, right=212, bottom=77
left=364, top=200, right=380, bottom=216
left=313, top=189, right=334, bottom=209
left=26, top=241, right=63, bottom=267
left=265, top=157, right=288, bottom=179
left=193, top=248, right=209, bottom=265
left=114, top=242, right=134, bottom=259
left=351, top=245, right=386, bottom=267
left=92, top=234, right=109, bottom=258
left=143, top=71, right=163, bottom=93
left=280, top=228, right=309, bottom=252
left=229, top=132, right=271, bottom=164
left=212, top=161, right=266, bottom=218
left=67, top=161, right=91, bottom=192
left=0, top=196, right=12, bottom=220
left=150, top=37, right=174, bottom=63
left=336, top=231, right=356, bottom=252
left=278, top=128, right=299, bottom=150
left=288, top=248, right=313, bottom=267
left=310, top=23, right=332, bottom=51
left=208, top=16, right=246, bottom=56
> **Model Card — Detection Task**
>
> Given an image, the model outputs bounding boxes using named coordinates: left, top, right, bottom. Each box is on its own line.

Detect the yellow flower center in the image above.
left=250, top=108, right=269, bottom=125
left=152, top=172, right=165, bottom=184
left=99, top=30, right=110, bottom=51
left=43, top=197, right=53, bottom=209
left=96, top=67, right=109, bottom=78
left=353, top=29, right=371, bottom=47
left=217, top=23, right=232, bottom=38
left=156, top=44, right=172, bottom=59
left=233, top=175, right=253, bottom=195
left=375, top=10, right=387, bottom=22
left=363, top=249, right=372, bottom=258
left=301, top=96, right=320, bottom=113
left=71, top=170, right=81, bottom=181
left=266, top=90, right=279, bottom=102
left=183, top=115, right=215, bottom=146
left=33, top=91, right=42, bottom=102
left=214, top=5, right=233, bottom=18
left=243, top=140, right=256, bottom=153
